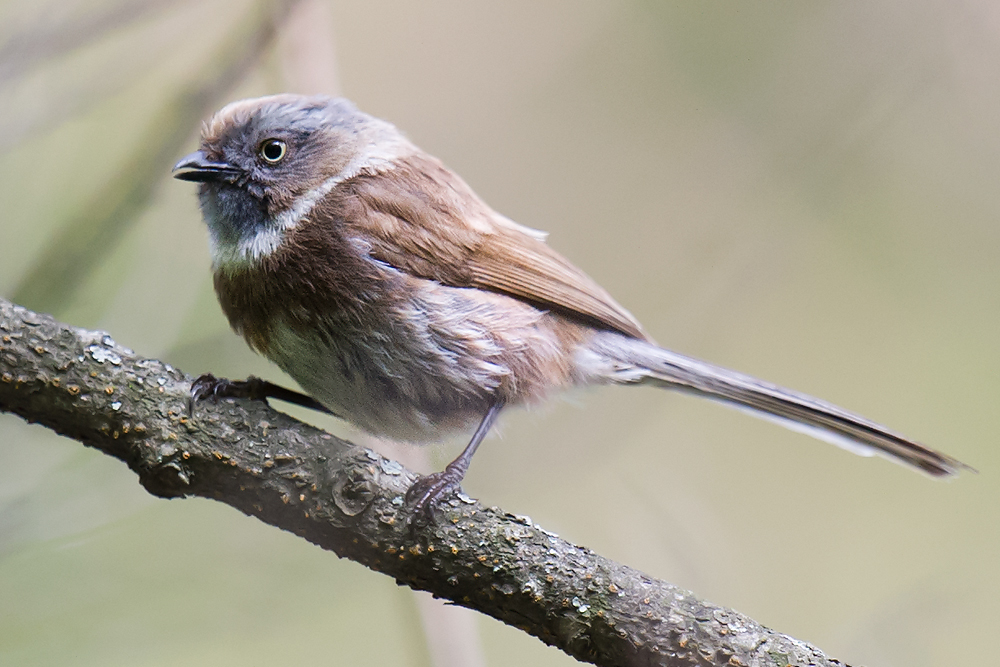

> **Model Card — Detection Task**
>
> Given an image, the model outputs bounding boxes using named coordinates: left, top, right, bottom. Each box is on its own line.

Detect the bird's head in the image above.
left=173, top=94, right=413, bottom=270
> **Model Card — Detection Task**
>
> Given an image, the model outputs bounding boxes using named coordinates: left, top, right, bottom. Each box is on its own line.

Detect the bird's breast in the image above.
left=213, top=243, right=586, bottom=441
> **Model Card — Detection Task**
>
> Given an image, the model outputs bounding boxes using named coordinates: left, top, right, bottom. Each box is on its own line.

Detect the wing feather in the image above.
left=336, top=155, right=649, bottom=341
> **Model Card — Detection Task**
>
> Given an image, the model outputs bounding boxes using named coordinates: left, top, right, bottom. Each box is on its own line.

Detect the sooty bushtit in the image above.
left=173, top=94, right=970, bottom=513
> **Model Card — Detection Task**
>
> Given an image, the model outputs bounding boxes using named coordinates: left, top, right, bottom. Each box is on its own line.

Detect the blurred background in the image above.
left=0, top=1, right=997, bottom=665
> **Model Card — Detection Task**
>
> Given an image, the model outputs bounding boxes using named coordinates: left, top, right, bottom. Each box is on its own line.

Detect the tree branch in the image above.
left=0, top=296, right=848, bottom=667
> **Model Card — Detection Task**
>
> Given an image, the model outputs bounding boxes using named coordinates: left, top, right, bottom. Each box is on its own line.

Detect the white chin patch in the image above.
left=224, top=226, right=286, bottom=265
left=210, top=173, right=343, bottom=269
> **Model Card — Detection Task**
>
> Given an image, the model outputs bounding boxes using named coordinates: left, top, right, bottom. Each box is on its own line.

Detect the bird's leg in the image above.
left=188, top=373, right=336, bottom=417
left=407, top=401, right=504, bottom=522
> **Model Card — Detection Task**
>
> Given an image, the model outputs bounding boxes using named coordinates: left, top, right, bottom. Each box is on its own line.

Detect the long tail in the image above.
left=587, top=334, right=972, bottom=477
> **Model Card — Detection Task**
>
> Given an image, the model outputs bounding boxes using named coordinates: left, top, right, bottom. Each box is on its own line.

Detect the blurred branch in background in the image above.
left=0, top=296, right=851, bottom=667
left=10, top=0, right=301, bottom=317
left=0, top=0, right=200, bottom=153
left=0, top=0, right=176, bottom=86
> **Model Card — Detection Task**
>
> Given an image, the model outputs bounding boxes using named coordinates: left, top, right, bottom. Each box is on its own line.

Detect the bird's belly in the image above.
left=266, top=323, right=488, bottom=441
left=263, top=283, right=575, bottom=443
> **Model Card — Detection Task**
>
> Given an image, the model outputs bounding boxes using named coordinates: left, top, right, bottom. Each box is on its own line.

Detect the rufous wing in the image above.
left=336, top=154, right=650, bottom=341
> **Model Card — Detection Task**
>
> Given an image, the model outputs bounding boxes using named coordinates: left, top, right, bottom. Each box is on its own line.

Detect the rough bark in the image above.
left=0, top=296, right=848, bottom=667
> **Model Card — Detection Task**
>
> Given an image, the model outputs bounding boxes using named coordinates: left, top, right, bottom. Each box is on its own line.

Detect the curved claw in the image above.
left=404, top=401, right=503, bottom=527
left=187, top=374, right=336, bottom=417
left=406, top=468, right=466, bottom=524
left=188, top=373, right=227, bottom=415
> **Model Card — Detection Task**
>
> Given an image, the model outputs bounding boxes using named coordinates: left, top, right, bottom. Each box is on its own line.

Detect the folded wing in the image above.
left=335, top=154, right=650, bottom=341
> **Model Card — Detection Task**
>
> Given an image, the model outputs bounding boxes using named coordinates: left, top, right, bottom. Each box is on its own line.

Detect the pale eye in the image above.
left=259, top=139, right=287, bottom=163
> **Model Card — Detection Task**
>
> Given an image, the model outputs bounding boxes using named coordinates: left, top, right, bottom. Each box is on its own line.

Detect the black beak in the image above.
left=172, top=150, right=240, bottom=182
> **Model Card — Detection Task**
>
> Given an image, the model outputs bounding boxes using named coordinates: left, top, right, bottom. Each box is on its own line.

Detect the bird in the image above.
left=173, top=93, right=970, bottom=514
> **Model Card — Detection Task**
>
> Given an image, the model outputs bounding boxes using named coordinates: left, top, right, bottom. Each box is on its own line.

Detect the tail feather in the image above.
left=589, top=335, right=972, bottom=477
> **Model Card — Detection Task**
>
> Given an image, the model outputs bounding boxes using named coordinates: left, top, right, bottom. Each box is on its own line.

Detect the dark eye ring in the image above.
left=260, top=139, right=287, bottom=163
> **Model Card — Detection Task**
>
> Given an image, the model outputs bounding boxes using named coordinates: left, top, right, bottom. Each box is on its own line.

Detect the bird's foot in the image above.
left=405, top=466, right=467, bottom=525
left=404, top=402, right=502, bottom=527
left=188, top=374, right=267, bottom=415
left=188, top=374, right=336, bottom=417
